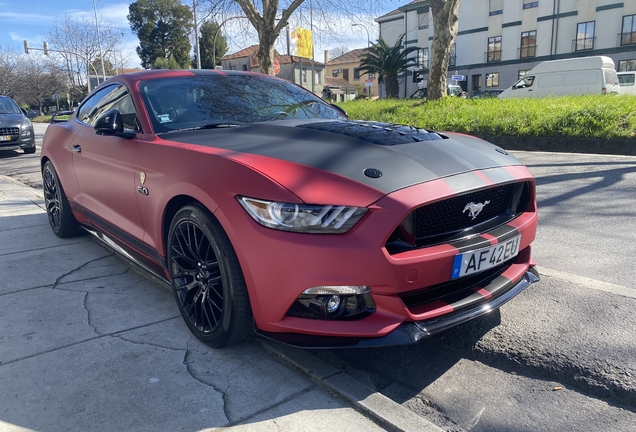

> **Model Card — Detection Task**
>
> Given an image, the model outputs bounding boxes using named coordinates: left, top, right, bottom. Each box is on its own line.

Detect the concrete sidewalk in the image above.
left=0, top=174, right=443, bottom=432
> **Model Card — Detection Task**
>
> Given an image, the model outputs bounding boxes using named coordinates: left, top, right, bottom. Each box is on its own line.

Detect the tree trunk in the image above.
left=385, top=75, right=400, bottom=98
left=428, top=0, right=462, bottom=100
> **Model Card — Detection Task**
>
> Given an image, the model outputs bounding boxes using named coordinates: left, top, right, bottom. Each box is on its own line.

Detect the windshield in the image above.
left=139, top=74, right=346, bottom=134
left=0, top=97, right=22, bottom=114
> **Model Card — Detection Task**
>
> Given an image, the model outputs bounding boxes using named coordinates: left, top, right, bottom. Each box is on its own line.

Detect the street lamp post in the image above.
left=352, top=23, right=370, bottom=47
left=193, top=0, right=201, bottom=69
left=92, top=0, right=107, bottom=81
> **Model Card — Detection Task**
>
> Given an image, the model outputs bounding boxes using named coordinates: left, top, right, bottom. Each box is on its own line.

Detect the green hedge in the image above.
left=338, top=95, right=636, bottom=139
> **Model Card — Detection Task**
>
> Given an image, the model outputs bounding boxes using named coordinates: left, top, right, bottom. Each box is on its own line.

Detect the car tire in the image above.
left=167, top=204, right=254, bottom=348
left=23, top=144, right=36, bottom=154
left=42, top=161, right=82, bottom=238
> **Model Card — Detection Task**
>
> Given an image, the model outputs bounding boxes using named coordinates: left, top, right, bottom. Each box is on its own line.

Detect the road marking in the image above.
left=537, top=266, right=636, bottom=299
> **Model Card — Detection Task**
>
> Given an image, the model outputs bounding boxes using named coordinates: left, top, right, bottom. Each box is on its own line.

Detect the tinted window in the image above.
left=618, top=73, right=635, bottom=86
left=77, top=84, right=140, bottom=131
left=138, top=74, right=346, bottom=134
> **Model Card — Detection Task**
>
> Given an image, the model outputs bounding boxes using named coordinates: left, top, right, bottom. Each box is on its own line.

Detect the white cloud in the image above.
left=0, top=12, right=52, bottom=24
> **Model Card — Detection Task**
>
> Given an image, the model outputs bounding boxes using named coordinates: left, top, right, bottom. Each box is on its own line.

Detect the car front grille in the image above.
left=0, top=127, right=19, bottom=137
left=386, top=181, right=531, bottom=254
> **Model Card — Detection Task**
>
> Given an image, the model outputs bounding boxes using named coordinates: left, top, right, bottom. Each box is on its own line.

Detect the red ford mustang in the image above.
left=41, top=70, right=539, bottom=348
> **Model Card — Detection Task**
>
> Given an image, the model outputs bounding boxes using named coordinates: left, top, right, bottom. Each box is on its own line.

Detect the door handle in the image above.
left=72, top=144, right=81, bottom=153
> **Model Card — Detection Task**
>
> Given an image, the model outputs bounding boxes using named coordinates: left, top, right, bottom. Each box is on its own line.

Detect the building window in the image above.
left=242, top=65, right=248, bottom=71
left=302, top=69, right=307, bottom=83
left=486, top=72, right=499, bottom=87
left=520, top=31, right=536, bottom=58
left=618, top=60, right=636, bottom=72
left=354, top=68, right=361, bottom=80
left=621, top=15, right=636, bottom=46
left=419, top=24, right=429, bottom=30
left=487, top=36, right=502, bottom=62
left=342, top=68, right=349, bottom=81
left=332, top=70, right=339, bottom=77
left=418, top=48, right=429, bottom=70
left=523, top=1, right=538, bottom=9
left=449, top=44, right=456, bottom=67
left=315, top=71, right=321, bottom=84
left=518, top=69, right=530, bottom=79
left=489, top=0, right=503, bottom=16
left=576, top=21, right=595, bottom=51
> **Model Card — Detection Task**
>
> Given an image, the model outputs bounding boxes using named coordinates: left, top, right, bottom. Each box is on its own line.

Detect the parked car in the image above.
left=472, top=89, right=504, bottom=99
left=26, top=109, right=39, bottom=118
left=41, top=70, right=539, bottom=348
left=499, top=55, right=620, bottom=99
left=617, top=71, right=636, bottom=95
left=409, top=84, right=467, bottom=100
left=0, top=95, right=36, bottom=154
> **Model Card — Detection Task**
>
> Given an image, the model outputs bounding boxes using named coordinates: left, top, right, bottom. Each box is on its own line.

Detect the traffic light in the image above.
left=23, top=40, right=29, bottom=54
left=44, top=42, right=49, bottom=55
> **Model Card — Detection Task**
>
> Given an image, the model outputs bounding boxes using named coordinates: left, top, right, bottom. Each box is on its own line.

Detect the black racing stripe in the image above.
left=73, top=202, right=165, bottom=267
left=442, top=171, right=489, bottom=194
left=480, top=167, right=517, bottom=184
left=442, top=289, right=488, bottom=311
left=480, top=273, right=514, bottom=296
left=162, top=120, right=522, bottom=194
left=486, top=224, right=520, bottom=242
left=452, top=235, right=494, bottom=253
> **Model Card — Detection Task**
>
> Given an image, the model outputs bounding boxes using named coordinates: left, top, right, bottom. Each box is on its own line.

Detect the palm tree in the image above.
left=358, top=34, right=419, bottom=98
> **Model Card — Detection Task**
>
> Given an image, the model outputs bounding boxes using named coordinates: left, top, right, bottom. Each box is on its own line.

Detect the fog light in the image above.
left=326, top=295, right=341, bottom=314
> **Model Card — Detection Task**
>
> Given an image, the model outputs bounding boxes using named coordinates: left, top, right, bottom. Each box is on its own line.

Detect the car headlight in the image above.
left=237, top=196, right=367, bottom=233
left=21, top=119, right=32, bottom=137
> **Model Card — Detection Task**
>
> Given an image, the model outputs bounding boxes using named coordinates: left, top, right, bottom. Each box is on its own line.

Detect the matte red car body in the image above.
left=41, top=70, right=539, bottom=347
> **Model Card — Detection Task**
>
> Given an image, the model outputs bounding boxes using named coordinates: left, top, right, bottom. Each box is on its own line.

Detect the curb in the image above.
left=482, top=135, right=636, bottom=156
left=257, top=338, right=445, bottom=432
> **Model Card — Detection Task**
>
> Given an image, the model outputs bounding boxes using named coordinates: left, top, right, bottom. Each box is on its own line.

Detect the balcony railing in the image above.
left=518, top=45, right=537, bottom=59
left=485, top=50, right=502, bottom=63
left=573, top=36, right=595, bottom=52
left=618, top=32, right=636, bottom=47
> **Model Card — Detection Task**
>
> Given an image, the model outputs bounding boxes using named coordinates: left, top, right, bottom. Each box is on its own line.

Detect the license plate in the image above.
left=452, top=234, right=521, bottom=279
left=0, top=136, right=10, bottom=141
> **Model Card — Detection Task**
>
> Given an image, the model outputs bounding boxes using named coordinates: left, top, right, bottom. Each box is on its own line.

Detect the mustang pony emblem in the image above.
left=463, top=201, right=490, bottom=220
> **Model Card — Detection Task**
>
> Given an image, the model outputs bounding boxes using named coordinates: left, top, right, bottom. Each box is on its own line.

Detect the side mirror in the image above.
left=21, top=108, right=28, bottom=116
left=94, top=109, right=135, bottom=139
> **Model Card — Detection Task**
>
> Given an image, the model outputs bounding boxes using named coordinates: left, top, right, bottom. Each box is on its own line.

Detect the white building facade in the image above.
left=377, top=0, right=636, bottom=97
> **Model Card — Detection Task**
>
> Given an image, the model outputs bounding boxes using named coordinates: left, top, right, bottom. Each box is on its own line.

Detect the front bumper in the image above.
left=257, top=267, right=539, bottom=348
left=0, top=134, right=35, bottom=151
left=216, top=166, right=539, bottom=347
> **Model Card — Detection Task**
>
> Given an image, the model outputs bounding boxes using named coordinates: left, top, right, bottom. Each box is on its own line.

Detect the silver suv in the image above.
left=0, top=95, right=36, bottom=154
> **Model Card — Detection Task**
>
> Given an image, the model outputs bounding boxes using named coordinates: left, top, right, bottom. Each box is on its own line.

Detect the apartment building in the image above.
left=378, top=0, right=636, bottom=97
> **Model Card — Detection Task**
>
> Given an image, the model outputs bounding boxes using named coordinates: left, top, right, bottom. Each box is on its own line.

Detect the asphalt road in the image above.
left=2, top=124, right=635, bottom=430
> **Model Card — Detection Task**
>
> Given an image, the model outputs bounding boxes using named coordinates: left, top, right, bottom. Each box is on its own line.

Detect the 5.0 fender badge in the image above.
left=463, top=200, right=490, bottom=220
left=140, top=172, right=146, bottom=184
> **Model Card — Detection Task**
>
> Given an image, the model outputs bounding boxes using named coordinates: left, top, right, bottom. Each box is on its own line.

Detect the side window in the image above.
left=77, top=84, right=141, bottom=132
left=514, top=76, right=535, bottom=89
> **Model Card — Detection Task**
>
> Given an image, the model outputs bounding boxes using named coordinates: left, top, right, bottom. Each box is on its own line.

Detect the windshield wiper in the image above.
left=162, top=123, right=242, bottom=133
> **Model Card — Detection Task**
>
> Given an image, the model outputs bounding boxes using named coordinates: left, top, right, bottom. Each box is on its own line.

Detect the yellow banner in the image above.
left=291, top=27, right=313, bottom=59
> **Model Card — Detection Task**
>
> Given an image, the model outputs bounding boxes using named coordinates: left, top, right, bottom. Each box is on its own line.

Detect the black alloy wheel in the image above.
left=168, top=204, right=253, bottom=348
left=42, top=161, right=81, bottom=238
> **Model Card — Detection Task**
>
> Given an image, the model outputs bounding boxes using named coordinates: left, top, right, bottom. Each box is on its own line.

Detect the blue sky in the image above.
left=0, top=0, right=394, bottom=67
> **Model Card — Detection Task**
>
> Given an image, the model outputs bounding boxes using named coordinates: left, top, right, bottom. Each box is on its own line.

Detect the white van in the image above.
left=617, top=71, right=636, bottom=95
left=499, top=56, right=620, bottom=99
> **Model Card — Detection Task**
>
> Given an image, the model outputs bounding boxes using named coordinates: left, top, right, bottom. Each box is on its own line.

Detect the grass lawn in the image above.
left=338, top=95, right=636, bottom=139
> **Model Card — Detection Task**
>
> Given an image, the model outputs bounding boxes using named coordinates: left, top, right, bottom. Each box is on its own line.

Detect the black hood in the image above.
left=162, top=119, right=521, bottom=194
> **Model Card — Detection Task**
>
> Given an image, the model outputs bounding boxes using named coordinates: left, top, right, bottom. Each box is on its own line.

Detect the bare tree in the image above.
left=0, top=46, right=20, bottom=97
left=14, top=55, right=67, bottom=113
left=428, top=0, right=463, bottom=100
left=45, top=14, right=124, bottom=102
left=329, top=46, right=350, bottom=60
left=201, top=0, right=383, bottom=75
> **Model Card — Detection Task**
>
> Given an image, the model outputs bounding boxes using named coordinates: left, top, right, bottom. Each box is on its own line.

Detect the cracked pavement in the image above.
left=0, top=175, right=389, bottom=432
